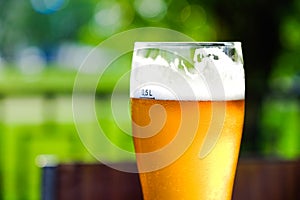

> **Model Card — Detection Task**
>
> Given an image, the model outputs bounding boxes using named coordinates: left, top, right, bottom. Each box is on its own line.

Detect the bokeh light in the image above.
left=181, top=5, right=206, bottom=28
left=134, top=0, right=167, bottom=21
left=30, top=0, right=68, bottom=14
left=280, top=17, right=300, bottom=49
left=0, top=0, right=299, bottom=199
left=17, top=47, right=46, bottom=74
left=91, top=0, right=134, bottom=37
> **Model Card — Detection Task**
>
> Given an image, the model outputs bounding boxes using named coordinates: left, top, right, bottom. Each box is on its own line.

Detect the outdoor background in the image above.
left=0, top=0, right=299, bottom=199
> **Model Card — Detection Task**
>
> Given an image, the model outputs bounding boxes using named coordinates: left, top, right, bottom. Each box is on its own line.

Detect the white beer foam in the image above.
left=130, top=43, right=245, bottom=101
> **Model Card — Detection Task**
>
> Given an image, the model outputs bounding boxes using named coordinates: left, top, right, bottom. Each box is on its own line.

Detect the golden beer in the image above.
left=130, top=42, right=244, bottom=200
left=132, top=98, right=244, bottom=200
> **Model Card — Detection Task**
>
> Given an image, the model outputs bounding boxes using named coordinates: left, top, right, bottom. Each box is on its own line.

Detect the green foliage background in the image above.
left=0, top=0, right=299, bottom=199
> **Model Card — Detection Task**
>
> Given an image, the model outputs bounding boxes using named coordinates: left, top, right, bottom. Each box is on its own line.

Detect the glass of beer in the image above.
left=130, top=42, right=244, bottom=200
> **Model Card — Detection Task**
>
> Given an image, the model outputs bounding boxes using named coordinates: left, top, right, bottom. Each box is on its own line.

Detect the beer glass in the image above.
left=130, top=42, right=244, bottom=200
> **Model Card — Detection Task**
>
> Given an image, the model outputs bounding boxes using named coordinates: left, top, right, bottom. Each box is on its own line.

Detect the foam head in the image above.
left=130, top=42, right=244, bottom=101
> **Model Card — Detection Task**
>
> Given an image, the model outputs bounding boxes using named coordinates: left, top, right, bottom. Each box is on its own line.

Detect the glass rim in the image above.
left=134, top=41, right=241, bottom=48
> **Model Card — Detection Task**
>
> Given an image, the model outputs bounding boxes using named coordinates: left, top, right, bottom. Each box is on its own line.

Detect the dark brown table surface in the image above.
left=42, top=158, right=300, bottom=200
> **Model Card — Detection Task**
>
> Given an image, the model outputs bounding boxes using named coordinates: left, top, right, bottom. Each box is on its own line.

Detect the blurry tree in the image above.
left=0, top=0, right=298, bottom=156
left=78, top=0, right=218, bottom=44
left=0, top=1, right=299, bottom=199
left=0, top=1, right=29, bottom=61
left=203, top=0, right=295, bottom=155
left=259, top=0, right=300, bottom=158
left=0, top=0, right=94, bottom=61
left=25, top=0, right=95, bottom=61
